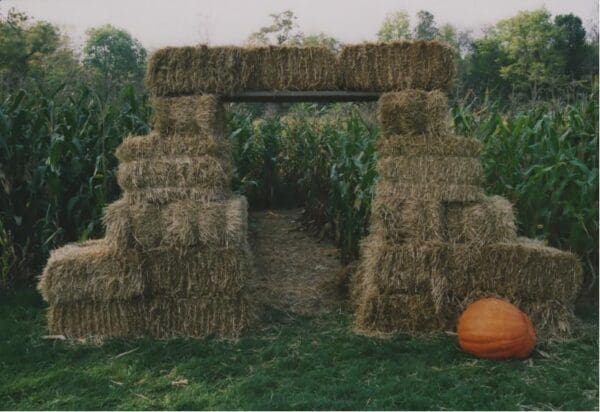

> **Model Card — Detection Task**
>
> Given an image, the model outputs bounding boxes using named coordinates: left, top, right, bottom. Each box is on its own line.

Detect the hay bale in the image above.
left=355, top=233, right=449, bottom=298
left=117, top=156, right=232, bottom=192
left=146, top=45, right=338, bottom=95
left=377, top=156, right=483, bottom=186
left=353, top=286, right=450, bottom=336
left=446, top=195, right=517, bottom=245
left=47, top=294, right=255, bottom=339
left=448, top=241, right=583, bottom=303
left=375, top=180, right=484, bottom=203
left=116, top=132, right=231, bottom=163
left=378, top=90, right=449, bottom=136
left=244, top=46, right=338, bottom=91
left=152, top=95, right=225, bottom=136
left=142, top=243, right=254, bottom=297
left=146, top=45, right=250, bottom=96
left=38, top=240, right=142, bottom=305
left=339, top=41, right=455, bottom=92
left=371, top=198, right=445, bottom=243
left=376, top=134, right=482, bottom=158
left=123, top=187, right=231, bottom=205
left=104, top=195, right=248, bottom=251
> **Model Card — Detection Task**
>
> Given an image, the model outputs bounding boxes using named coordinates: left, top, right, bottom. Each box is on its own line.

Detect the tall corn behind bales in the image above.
left=0, top=84, right=150, bottom=289
left=229, top=93, right=598, bottom=285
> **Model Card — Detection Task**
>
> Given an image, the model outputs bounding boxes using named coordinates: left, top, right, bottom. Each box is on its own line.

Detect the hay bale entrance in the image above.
left=248, top=209, right=343, bottom=316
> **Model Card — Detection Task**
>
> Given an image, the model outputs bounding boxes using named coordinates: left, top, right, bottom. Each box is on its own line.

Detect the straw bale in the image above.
left=378, top=90, right=449, bottom=136
left=142, top=243, right=254, bottom=297
left=338, top=40, right=455, bottom=91
left=117, top=156, right=232, bottom=192
left=377, top=156, right=483, bottom=186
left=152, top=95, right=225, bottom=136
left=116, top=132, right=231, bottom=163
left=104, top=195, right=248, bottom=251
left=146, top=45, right=338, bottom=95
left=371, top=198, right=445, bottom=243
left=123, top=187, right=231, bottom=205
left=376, top=134, right=482, bottom=158
left=375, top=180, right=484, bottom=202
left=47, top=294, right=255, bottom=339
left=448, top=241, right=583, bottom=302
left=446, top=195, right=517, bottom=245
left=355, top=234, right=449, bottom=308
left=146, top=45, right=250, bottom=96
left=353, top=286, right=450, bottom=335
left=38, top=240, right=142, bottom=305
left=244, top=46, right=338, bottom=91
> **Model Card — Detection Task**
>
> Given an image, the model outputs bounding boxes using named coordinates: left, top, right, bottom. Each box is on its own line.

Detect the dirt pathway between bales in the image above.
left=248, top=209, right=344, bottom=316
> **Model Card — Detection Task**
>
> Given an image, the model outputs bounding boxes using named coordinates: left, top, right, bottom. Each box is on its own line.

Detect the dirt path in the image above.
left=248, top=209, right=344, bottom=316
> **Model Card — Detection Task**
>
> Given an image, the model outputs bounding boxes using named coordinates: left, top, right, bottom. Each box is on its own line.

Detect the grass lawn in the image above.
left=1, top=289, right=598, bottom=410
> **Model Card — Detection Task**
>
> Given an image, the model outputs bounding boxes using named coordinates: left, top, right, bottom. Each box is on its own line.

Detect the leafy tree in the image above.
left=494, top=9, right=566, bottom=101
left=247, top=10, right=302, bottom=46
left=291, top=33, right=340, bottom=51
left=438, top=23, right=458, bottom=49
left=554, top=14, right=588, bottom=78
left=461, top=36, right=511, bottom=98
left=0, top=8, right=60, bottom=86
left=414, top=10, right=439, bottom=40
left=377, top=11, right=411, bottom=42
left=83, top=25, right=147, bottom=87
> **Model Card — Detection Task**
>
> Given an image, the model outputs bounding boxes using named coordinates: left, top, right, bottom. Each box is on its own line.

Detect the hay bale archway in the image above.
left=38, top=41, right=581, bottom=340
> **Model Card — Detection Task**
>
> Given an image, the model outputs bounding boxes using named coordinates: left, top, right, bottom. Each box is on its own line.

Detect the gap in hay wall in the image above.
left=226, top=101, right=379, bottom=263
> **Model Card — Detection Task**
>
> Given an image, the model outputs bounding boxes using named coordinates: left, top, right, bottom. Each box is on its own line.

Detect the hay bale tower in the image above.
left=38, top=40, right=582, bottom=339
left=352, top=88, right=582, bottom=339
left=38, top=95, right=255, bottom=339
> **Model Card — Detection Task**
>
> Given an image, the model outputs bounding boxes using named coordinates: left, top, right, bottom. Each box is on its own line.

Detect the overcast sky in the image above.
left=2, top=0, right=598, bottom=51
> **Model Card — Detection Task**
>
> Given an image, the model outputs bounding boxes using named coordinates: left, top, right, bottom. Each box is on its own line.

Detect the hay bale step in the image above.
left=378, top=90, right=449, bottom=136
left=354, top=287, right=451, bottom=335
left=38, top=240, right=143, bottom=305
left=376, top=134, right=482, bottom=158
left=117, top=155, right=232, bottom=192
left=371, top=199, right=446, bottom=243
left=448, top=241, right=583, bottom=302
left=446, top=195, right=517, bottom=245
left=355, top=235, right=448, bottom=294
left=123, top=187, right=231, bottom=205
left=375, top=180, right=484, bottom=203
left=377, top=156, right=483, bottom=186
left=104, top=195, right=248, bottom=251
left=152, top=95, right=225, bottom=136
left=116, top=132, right=231, bottom=162
left=339, top=41, right=454, bottom=92
left=47, top=295, right=255, bottom=339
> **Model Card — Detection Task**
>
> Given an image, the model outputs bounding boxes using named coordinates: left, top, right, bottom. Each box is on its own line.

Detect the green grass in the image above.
left=1, top=289, right=598, bottom=410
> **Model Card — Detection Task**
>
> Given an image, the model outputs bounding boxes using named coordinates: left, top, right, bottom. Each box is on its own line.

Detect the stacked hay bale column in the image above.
left=352, top=88, right=582, bottom=338
left=38, top=95, right=255, bottom=339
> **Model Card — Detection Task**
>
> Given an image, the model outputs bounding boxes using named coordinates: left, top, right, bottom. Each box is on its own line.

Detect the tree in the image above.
left=377, top=11, right=411, bottom=42
left=494, top=9, right=566, bottom=100
left=291, top=33, right=340, bottom=51
left=414, top=10, right=439, bottom=40
left=0, top=8, right=61, bottom=86
left=247, top=10, right=302, bottom=46
left=83, top=25, right=147, bottom=87
left=554, top=14, right=588, bottom=78
left=438, top=23, right=458, bottom=49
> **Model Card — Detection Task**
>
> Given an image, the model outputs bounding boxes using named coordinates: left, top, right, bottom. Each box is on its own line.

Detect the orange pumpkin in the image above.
left=457, top=297, right=536, bottom=359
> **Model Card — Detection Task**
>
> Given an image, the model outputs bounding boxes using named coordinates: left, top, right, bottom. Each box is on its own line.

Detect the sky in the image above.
left=2, top=0, right=598, bottom=51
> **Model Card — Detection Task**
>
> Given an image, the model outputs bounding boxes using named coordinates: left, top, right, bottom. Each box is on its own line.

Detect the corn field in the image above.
left=0, top=86, right=597, bottom=292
